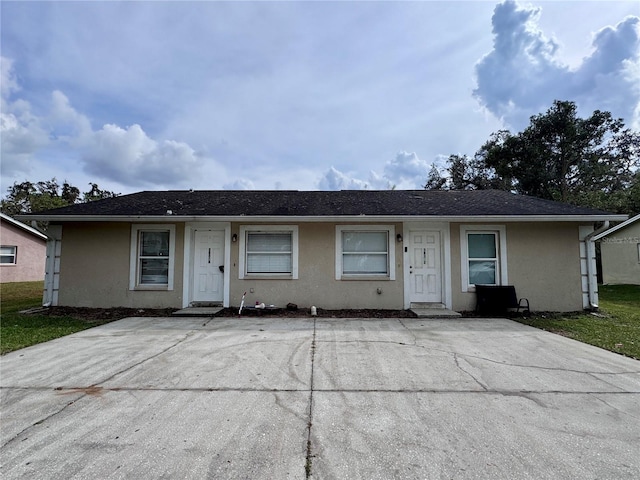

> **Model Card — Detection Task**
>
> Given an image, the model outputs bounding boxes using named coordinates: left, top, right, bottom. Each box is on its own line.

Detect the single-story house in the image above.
left=592, top=214, right=640, bottom=285
left=0, top=212, right=47, bottom=283
left=22, top=189, right=627, bottom=312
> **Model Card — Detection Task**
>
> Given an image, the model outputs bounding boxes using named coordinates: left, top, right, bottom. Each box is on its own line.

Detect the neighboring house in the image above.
left=593, top=214, right=640, bottom=285
left=0, top=213, right=47, bottom=283
left=22, top=190, right=626, bottom=312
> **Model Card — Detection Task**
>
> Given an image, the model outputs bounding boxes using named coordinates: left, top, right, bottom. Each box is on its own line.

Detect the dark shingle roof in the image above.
left=26, top=190, right=619, bottom=219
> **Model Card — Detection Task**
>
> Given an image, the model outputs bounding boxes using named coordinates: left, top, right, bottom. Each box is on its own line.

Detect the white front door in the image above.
left=408, top=230, right=442, bottom=304
left=192, top=230, right=224, bottom=303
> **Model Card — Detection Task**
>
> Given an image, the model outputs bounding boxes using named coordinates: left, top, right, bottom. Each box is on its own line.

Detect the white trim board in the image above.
left=592, top=214, right=639, bottom=241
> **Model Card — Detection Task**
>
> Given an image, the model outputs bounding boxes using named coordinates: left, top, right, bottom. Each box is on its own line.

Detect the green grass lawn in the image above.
left=515, top=284, right=640, bottom=360
left=1, top=282, right=639, bottom=359
left=0, top=281, right=116, bottom=354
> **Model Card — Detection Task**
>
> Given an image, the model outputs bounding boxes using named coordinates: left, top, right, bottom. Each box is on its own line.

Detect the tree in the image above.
left=424, top=154, right=509, bottom=191
left=0, top=178, right=119, bottom=217
left=426, top=100, right=639, bottom=214
left=83, top=183, right=119, bottom=202
left=479, top=100, right=638, bottom=206
left=424, top=164, right=446, bottom=190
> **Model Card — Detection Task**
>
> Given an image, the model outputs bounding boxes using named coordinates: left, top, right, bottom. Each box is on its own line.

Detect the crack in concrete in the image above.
left=319, top=337, right=640, bottom=376
left=315, top=339, right=421, bottom=348
left=0, top=330, right=196, bottom=449
left=498, top=390, right=549, bottom=408
left=590, top=393, right=640, bottom=421
left=454, top=352, right=489, bottom=391
left=2, top=386, right=637, bottom=395
left=396, top=320, right=640, bottom=376
left=305, top=318, right=317, bottom=479
left=0, top=391, right=83, bottom=450
left=584, top=372, right=628, bottom=392
left=312, top=389, right=640, bottom=394
left=96, top=331, right=196, bottom=386
left=397, top=318, right=418, bottom=346
left=450, top=352, right=640, bottom=376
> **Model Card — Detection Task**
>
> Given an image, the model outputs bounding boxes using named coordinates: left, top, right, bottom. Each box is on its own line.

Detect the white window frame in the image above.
left=460, top=225, right=507, bottom=292
left=0, top=246, right=17, bottom=265
left=239, top=225, right=299, bottom=279
left=335, top=225, right=395, bottom=280
left=129, top=224, right=176, bottom=290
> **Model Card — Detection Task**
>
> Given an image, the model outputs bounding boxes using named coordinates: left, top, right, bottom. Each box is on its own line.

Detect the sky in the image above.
left=1, top=1, right=639, bottom=196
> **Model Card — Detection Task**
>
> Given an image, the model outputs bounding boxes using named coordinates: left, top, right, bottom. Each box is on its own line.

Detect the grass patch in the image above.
left=515, top=284, right=640, bottom=360
left=0, top=281, right=117, bottom=354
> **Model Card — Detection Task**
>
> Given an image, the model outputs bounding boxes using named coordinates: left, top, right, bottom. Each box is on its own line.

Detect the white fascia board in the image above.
left=19, top=213, right=628, bottom=223
left=2, top=213, right=48, bottom=240
left=592, top=213, right=639, bottom=241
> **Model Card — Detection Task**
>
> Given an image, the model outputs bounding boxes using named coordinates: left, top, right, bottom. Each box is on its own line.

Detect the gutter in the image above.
left=591, top=213, right=639, bottom=242
left=583, top=221, right=611, bottom=310
left=17, top=214, right=628, bottom=223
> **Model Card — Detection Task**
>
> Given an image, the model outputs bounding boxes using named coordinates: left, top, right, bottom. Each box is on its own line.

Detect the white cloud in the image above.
left=0, top=57, right=50, bottom=177
left=474, top=1, right=640, bottom=129
left=318, top=167, right=371, bottom=191
left=318, top=151, right=431, bottom=191
left=1, top=57, right=19, bottom=99
left=81, top=124, right=203, bottom=187
left=382, top=151, right=432, bottom=189
left=50, top=90, right=92, bottom=141
left=223, top=179, right=256, bottom=190
left=0, top=107, right=49, bottom=174
left=0, top=56, right=209, bottom=190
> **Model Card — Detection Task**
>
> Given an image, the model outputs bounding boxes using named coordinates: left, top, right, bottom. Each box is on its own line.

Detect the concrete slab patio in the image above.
left=1, top=317, right=639, bottom=479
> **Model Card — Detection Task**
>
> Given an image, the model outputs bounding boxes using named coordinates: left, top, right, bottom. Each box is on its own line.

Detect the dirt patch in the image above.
left=45, top=306, right=179, bottom=322
left=42, top=306, right=417, bottom=321
left=226, top=307, right=418, bottom=318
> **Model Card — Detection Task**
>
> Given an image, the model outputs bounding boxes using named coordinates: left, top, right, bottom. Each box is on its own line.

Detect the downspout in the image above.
left=583, top=221, right=609, bottom=311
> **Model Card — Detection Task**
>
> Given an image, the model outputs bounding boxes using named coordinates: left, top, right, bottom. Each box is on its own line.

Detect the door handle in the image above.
left=219, top=265, right=224, bottom=273
left=208, top=248, right=211, bottom=264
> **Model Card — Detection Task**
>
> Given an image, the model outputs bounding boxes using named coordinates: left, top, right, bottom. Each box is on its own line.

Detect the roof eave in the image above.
left=1, top=213, right=48, bottom=240
left=592, top=213, right=639, bottom=241
left=19, top=214, right=628, bottom=223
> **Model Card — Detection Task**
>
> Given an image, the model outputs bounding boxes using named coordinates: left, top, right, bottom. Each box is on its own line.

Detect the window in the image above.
left=1, top=246, right=17, bottom=264
left=460, top=225, right=507, bottom=291
left=239, top=226, right=298, bottom=278
left=130, top=225, right=175, bottom=290
left=336, top=225, right=395, bottom=279
left=247, top=232, right=292, bottom=274
left=468, top=233, right=497, bottom=285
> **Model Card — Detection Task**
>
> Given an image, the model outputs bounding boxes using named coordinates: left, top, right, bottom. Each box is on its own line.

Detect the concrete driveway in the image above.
left=1, top=317, right=639, bottom=479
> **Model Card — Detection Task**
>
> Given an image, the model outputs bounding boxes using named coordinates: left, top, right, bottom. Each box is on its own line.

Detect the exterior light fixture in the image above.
left=232, top=233, right=238, bottom=242
left=396, top=234, right=403, bottom=243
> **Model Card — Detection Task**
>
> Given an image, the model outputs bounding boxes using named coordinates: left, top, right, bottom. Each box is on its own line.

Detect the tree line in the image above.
left=0, top=179, right=119, bottom=218
left=425, top=100, right=639, bottom=215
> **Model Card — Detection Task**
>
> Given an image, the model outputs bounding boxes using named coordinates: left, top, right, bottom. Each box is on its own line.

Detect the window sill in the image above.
left=242, top=274, right=295, bottom=280
left=132, top=285, right=172, bottom=291
left=340, top=275, right=391, bottom=281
